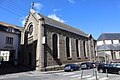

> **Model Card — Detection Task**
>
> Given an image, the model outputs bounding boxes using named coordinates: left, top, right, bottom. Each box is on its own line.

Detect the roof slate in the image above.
left=39, top=14, right=88, bottom=37
left=97, top=43, right=120, bottom=51
left=0, top=22, right=22, bottom=30
left=97, top=33, right=120, bottom=41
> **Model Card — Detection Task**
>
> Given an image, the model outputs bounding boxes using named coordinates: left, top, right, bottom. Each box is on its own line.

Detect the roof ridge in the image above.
left=97, top=33, right=120, bottom=40
left=102, top=33, right=120, bottom=34
left=0, top=21, right=21, bottom=30
left=39, top=14, right=88, bottom=37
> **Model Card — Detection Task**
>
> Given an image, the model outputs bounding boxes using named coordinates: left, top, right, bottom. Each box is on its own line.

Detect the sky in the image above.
left=0, top=0, right=120, bottom=39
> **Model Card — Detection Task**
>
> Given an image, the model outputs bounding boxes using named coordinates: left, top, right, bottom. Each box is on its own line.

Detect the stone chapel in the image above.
left=20, top=5, right=96, bottom=71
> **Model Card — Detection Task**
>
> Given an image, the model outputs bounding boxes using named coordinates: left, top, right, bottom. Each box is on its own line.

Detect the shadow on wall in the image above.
left=45, top=44, right=62, bottom=67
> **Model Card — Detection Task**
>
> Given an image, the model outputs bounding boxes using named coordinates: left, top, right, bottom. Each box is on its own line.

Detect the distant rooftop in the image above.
left=97, top=33, right=120, bottom=41
left=97, top=43, right=120, bottom=51
left=0, top=22, right=22, bottom=30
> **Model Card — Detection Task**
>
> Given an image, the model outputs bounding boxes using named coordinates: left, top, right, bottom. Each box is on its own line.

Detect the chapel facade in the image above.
left=20, top=7, right=96, bottom=71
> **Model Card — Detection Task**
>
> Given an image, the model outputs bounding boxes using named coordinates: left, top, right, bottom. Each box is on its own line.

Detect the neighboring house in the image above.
left=0, top=22, right=21, bottom=65
left=96, top=33, right=120, bottom=63
left=20, top=5, right=96, bottom=71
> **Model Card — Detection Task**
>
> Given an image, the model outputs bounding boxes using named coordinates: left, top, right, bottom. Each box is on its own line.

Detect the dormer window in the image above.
left=113, top=40, right=119, bottom=44
left=7, top=27, right=12, bottom=32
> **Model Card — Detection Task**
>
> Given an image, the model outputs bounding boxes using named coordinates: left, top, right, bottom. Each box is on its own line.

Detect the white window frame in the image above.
left=78, top=40, right=81, bottom=58
left=69, top=38, right=72, bottom=58
left=51, top=33, right=60, bottom=59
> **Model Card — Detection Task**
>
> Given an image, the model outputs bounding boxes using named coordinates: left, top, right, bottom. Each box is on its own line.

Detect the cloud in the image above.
left=68, top=0, right=75, bottom=4
left=48, top=14, right=64, bottom=23
left=53, top=8, right=62, bottom=12
left=20, top=16, right=28, bottom=27
left=53, top=9, right=59, bottom=12
left=34, top=3, right=43, bottom=12
left=19, top=3, right=43, bottom=27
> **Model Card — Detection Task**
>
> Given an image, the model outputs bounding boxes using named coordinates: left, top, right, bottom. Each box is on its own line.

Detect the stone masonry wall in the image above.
left=44, top=24, right=91, bottom=69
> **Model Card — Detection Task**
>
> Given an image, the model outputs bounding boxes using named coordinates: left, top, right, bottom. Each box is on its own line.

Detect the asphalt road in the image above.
left=0, top=68, right=120, bottom=80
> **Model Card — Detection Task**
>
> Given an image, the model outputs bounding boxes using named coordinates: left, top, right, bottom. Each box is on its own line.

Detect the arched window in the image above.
left=76, top=39, right=79, bottom=57
left=112, top=52, right=116, bottom=59
left=66, top=37, right=70, bottom=58
left=28, top=22, right=33, bottom=35
left=83, top=41, right=86, bottom=58
left=52, top=34, right=58, bottom=58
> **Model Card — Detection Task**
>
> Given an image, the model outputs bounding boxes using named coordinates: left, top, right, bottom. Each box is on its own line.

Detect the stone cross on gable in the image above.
left=31, top=2, right=34, bottom=9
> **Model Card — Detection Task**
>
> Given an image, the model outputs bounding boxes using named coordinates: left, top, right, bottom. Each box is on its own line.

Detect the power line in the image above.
left=1, top=0, right=29, bottom=15
left=0, top=0, right=31, bottom=17
left=0, top=3, right=25, bottom=16
left=0, top=6, right=23, bottom=17
left=0, top=1, right=32, bottom=19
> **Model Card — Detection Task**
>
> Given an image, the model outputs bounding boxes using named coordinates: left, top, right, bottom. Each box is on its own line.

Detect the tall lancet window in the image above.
left=76, top=39, right=79, bottom=57
left=52, top=34, right=58, bottom=59
left=83, top=41, right=87, bottom=58
left=66, top=37, right=70, bottom=58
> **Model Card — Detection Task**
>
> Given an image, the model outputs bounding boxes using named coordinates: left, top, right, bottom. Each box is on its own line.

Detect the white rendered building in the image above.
left=0, top=22, right=21, bottom=65
left=96, top=33, right=120, bottom=63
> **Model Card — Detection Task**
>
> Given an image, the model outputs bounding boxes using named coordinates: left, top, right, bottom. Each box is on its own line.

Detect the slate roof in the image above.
left=97, top=43, right=120, bottom=51
left=97, top=52, right=110, bottom=57
left=97, top=33, right=120, bottom=41
left=0, top=22, right=21, bottom=30
left=39, top=14, right=88, bottom=37
left=113, top=43, right=120, bottom=50
left=97, top=44, right=113, bottom=51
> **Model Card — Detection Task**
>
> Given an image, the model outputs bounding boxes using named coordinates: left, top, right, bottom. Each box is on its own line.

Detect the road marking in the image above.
left=77, top=74, right=108, bottom=80
left=99, top=77, right=109, bottom=80
left=82, top=75, right=93, bottom=78
left=0, top=77, right=4, bottom=80
left=70, top=74, right=80, bottom=77
left=77, top=74, right=93, bottom=79
left=62, top=72, right=76, bottom=76
left=0, top=75, right=19, bottom=79
left=87, top=76, right=96, bottom=80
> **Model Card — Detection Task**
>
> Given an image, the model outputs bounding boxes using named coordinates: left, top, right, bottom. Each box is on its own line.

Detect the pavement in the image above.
left=0, top=69, right=120, bottom=80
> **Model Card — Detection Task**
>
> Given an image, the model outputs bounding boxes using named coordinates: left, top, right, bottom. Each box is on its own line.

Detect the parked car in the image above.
left=97, top=63, right=120, bottom=74
left=80, top=62, right=96, bottom=69
left=64, top=64, right=80, bottom=72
